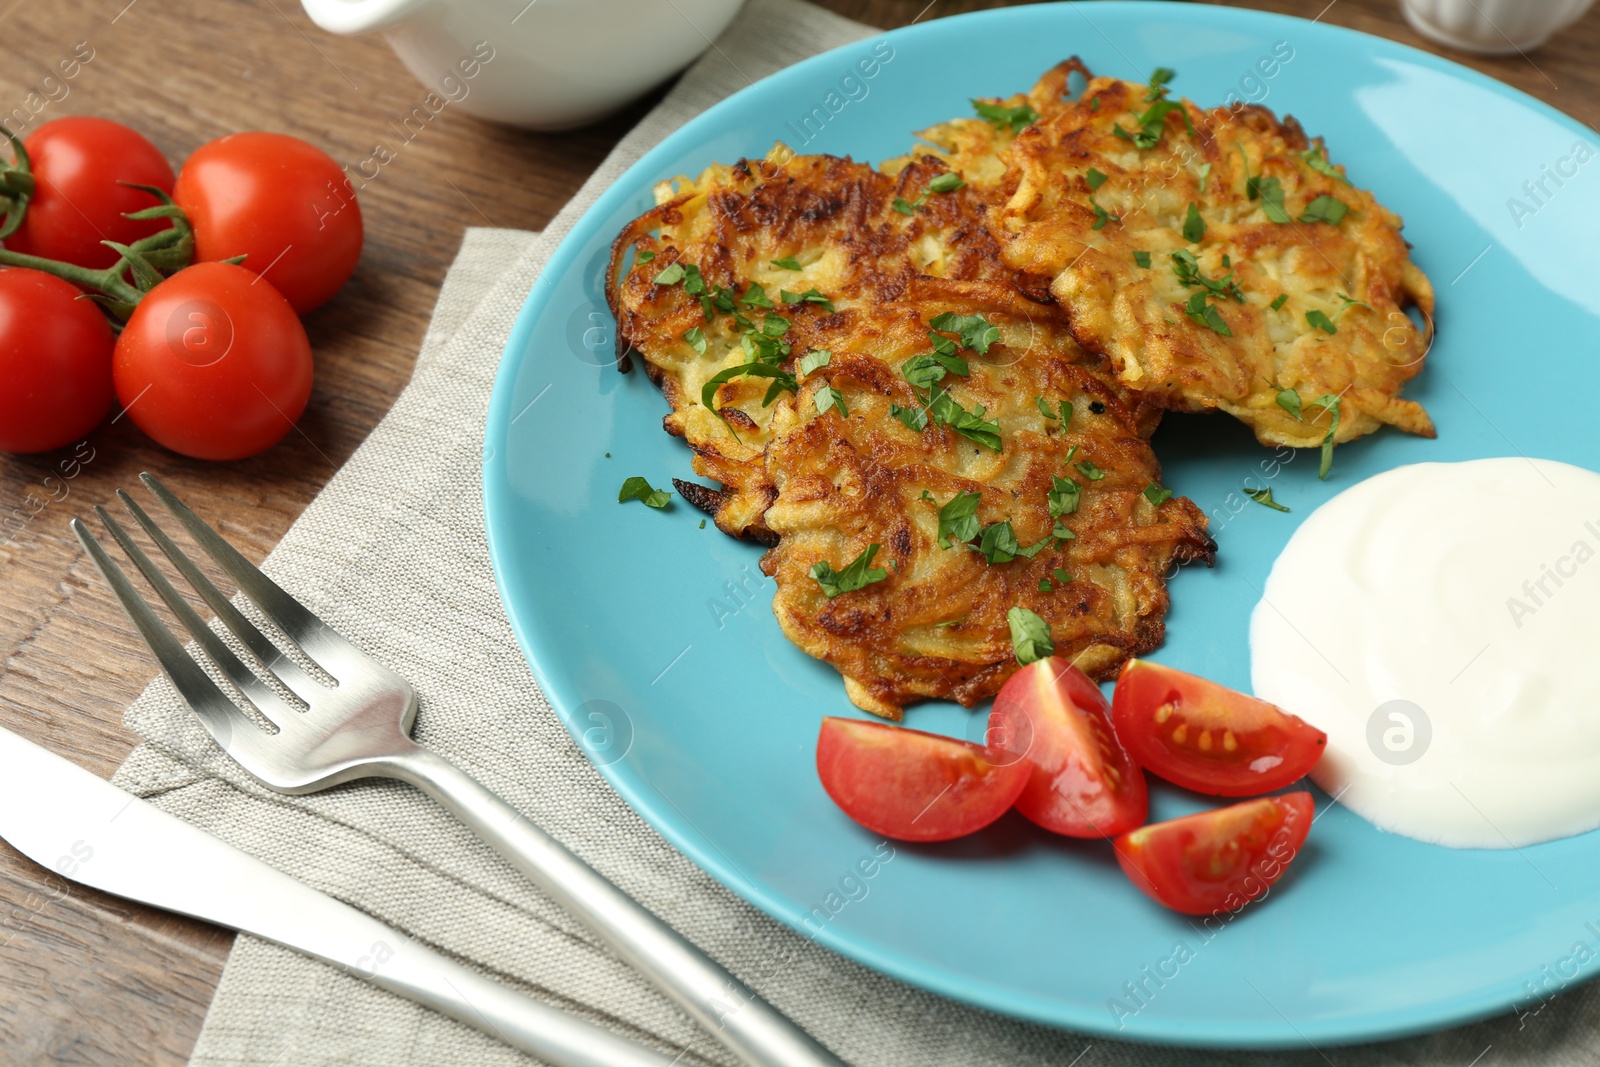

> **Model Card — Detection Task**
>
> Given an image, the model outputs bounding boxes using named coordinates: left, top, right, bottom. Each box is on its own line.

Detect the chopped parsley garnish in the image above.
left=1036, top=396, right=1072, bottom=428
left=815, top=386, right=848, bottom=418
left=927, top=387, right=1002, bottom=450
left=937, top=490, right=983, bottom=548
left=894, top=171, right=967, bottom=213
left=1090, top=97, right=1100, bottom=111
left=890, top=402, right=928, bottom=431
left=1133, top=250, right=1152, bottom=268
left=699, top=519, right=706, bottom=528
left=1090, top=198, right=1119, bottom=230
left=811, top=544, right=888, bottom=598
left=771, top=256, right=803, bottom=270
left=781, top=288, right=836, bottom=314
left=700, top=285, right=737, bottom=321
left=1249, top=174, right=1291, bottom=223
left=1300, top=146, right=1347, bottom=183
left=1299, top=194, right=1348, bottom=225
left=1143, top=482, right=1173, bottom=506
left=902, top=350, right=969, bottom=389
left=1336, top=292, right=1371, bottom=315
left=741, top=282, right=774, bottom=308
left=1197, top=162, right=1212, bottom=193
left=1053, top=567, right=1071, bottom=584
left=1048, top=475, right=1081, bottom=518
left=700, top=362, right=797, bottom=434
left=1039, top=578, right=1053, bottom=592
left=799, top=349, right=832, bottom=375
left=1146, top=67, right=1177, bottom=101
left=1305, top=309, right=1337, bottom=334
left=617, top=476, right=671, bottom=508
left=973, top=98, right=1039, bottom=133
left=1114, top=97, right=1192, bottom=150
left=636, top=249, right=656, bottom=264
left=1007, top=606, right=1054, bottom=665
left=1170, top=250, right=1244, bottom=302
left=1276, top=387, right=1303, bottom=420
left=1185, top=291, right=1233, bottom=336
left=653, top=263, right=686, bottom=286
left=1086, top=167, right=1108, bottom=191
left=1269, top=293, right=1289, bottom=311
left=1310, top=394, right=1342, bottom=479
left=929, top=312, right=1001, bottom=355
left=972, top=521, right=1051, bottom=564
left=1074, top=459, right=1105, bottom=481
left=683, top=326, right=706, bottom=355
left=1182, top=202, right=1206, bottom=243
left=1246, top=486, right=1290, bottom=512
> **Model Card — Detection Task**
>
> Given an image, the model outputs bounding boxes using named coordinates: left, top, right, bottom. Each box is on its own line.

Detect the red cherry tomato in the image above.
left=0, top=268, right=115, bottom=453
left=816, top=717, right=1031, bottom=842
left=173, top=132, right=362, bottom=314
left=988, top=658, right=1147, bottom=838
left=1114, top=792, right=1314, bottom=915
left=112, top=262, right=313, bottom=461
left=1111, top=659, right=1327, bottom=796
left=6, top=117, right=175, bottom=271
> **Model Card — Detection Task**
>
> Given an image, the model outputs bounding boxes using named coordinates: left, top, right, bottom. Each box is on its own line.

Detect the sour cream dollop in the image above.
left=1250, top=458, right=1600, bottom=849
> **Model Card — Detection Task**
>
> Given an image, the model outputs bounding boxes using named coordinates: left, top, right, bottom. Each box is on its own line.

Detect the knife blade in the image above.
left=0, top=726, right=676, bottom=1067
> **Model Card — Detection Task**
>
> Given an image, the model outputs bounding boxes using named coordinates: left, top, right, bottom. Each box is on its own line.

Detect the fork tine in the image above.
left=72, top=518, right=258, bottom=752
left=138, top=473, right=355, bottom=668
left=96, top=505, right=301, bottom=729
left=116, top=489, right=327, bottom=701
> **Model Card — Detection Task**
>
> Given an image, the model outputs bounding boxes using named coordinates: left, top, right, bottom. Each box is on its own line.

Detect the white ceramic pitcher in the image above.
left=298, top=0, right=748, bottom=129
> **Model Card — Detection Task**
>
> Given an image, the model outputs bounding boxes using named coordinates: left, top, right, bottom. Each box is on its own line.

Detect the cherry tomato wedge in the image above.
left=6, top=117, right=176, bottom=271
left=174, top=132, right=362, bottom=314
left=1111, top=659, right=1326, bottom=796
left=1114, top=791, right=1313, bottom=915
left=112, top=262, right=313, bottom=461
left=988, top=658, right=1147, bottom=838
left=816, top=717, right=1030, bottom=842
left=0, top=267, right=115, bottom=453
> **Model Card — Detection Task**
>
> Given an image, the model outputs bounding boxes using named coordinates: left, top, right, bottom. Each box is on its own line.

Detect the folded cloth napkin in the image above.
left=107, top=1, right=1600, bottom=1064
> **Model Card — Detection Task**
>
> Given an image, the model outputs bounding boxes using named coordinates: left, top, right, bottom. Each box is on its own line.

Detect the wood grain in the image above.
left=0, top=0, right=1594, bottom=1061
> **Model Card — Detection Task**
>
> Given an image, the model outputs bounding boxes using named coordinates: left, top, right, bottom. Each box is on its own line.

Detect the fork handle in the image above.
left=381, top=745, right=849, bottom=1067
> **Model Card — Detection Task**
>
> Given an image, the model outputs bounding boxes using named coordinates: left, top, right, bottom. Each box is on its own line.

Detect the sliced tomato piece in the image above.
left=1114, top=792, right=1314, bottom=915
left=816, top=717, right=1030, bottom=842
left=987, top=658, right=1147, bottom=838
left=1111, top=659, right=1326, bottom=796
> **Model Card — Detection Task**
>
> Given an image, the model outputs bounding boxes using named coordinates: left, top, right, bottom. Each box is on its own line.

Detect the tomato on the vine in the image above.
left=4, top=117, right=175, bottom=271
left=112, top=262, right=313, bottom=461
left=0, top=267, right=115, bottom=453
left=174, top=132, right=362, bottom=314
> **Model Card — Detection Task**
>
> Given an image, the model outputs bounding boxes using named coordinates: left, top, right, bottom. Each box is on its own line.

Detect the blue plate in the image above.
left=484, top=2, right=1600, bottom=1048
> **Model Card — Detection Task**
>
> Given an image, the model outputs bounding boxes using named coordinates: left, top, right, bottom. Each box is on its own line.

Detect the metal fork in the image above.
left=73, top=474, right=845, bottom=1067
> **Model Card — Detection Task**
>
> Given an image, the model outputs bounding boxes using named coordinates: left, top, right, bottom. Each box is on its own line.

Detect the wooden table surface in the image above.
left=1, top=0, right=1595, bottom=1061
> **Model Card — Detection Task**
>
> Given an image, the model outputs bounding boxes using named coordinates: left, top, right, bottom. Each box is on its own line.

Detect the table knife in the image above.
left=0, top=726, right=677, bottom=1067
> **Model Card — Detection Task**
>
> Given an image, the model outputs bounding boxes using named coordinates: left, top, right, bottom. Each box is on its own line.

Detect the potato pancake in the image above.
left=760, top=330, right=1213, bottom=719
left=609, top=140, right=1212, bottom=717
left=1000, top=63, right=1435, bottom=449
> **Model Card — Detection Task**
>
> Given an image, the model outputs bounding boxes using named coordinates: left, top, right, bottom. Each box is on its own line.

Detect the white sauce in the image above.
left=1250, top=458, right=1600, bottom=849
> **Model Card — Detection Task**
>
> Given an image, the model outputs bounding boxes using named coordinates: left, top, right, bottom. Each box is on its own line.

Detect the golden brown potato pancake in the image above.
left=1000, top=63, right=1435, bottom=449
left=609, top=141, right=1212, bottom=718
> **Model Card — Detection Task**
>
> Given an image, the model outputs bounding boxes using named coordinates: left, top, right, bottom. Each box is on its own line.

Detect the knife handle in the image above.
left=381, top=745, right=847, bottom=1067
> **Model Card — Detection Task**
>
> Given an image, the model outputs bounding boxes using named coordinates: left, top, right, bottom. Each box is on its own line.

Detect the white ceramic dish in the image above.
left=298, top=0, right=748, bottom=129
left=1401, top=0, right=1595, bottom=53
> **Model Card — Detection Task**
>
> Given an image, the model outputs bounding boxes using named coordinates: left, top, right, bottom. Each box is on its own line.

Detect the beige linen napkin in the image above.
left=105, top=1, right=1600, bottom=1064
